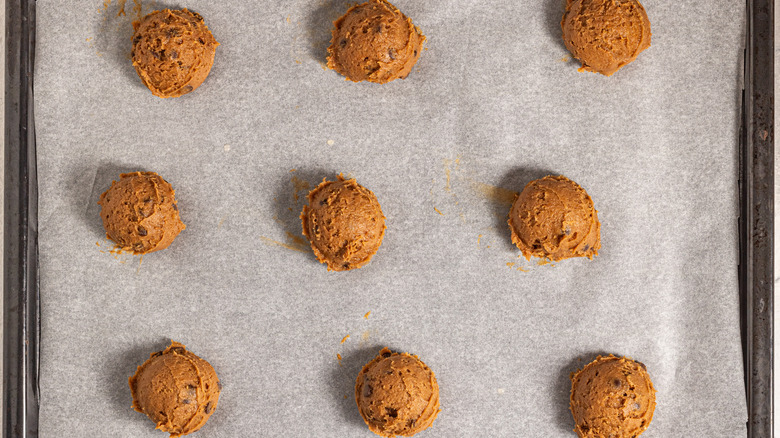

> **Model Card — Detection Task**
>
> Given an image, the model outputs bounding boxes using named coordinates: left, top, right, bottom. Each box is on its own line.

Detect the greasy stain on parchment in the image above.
left=260, top=170, right=315, bottom=254
left=98, top=0, right=145, bottom=21
left=431, top=154, right=537, bottom=272
left=259, top=236, right=308, bottom=253
left=92, top=0, right=158, bottom=59
left=335, top=310, right=374, bottom=368
left=96, top=239, right=145, bottom=272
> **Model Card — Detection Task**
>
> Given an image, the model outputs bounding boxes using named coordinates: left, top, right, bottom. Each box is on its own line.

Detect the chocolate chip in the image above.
left=385, top=407, right=397, bottom=418
left=171, top=346, right=186, bottom=355
left=168, top=28, right=181, bottom=38
left=169, top=50, right=178, bottom=60
left=151, top=351, right=163, bottom=358
left=381, top=351, right=391, bottom=358
left=564, top=226, right=571, bottom=235
left=413, top=50, right=417, bottom=57
left=198, top=38, right=205, bottom=45
left=133, top=242, right=145, bottom=252
left=172, top=203, right=178, bottom=211
left=583, top=244, right=590, bottom=252
left=612, top=379, right=622, bottom=389
left=204, top=401, right=213, bottom=414
left=217, top=381, right=223, bottom=391
left=339, top=39, right=347, bottom=48
left=137, top=226, right=147, bottom=236
left=182, top=399, right=192, bottom=404
left=181, top=85, right=194, bottom=94
left=133, top=35, right=141, bottom=44
left=388, top=48, right=396, bottom=60
left=363, top=384, right=373, bottom=398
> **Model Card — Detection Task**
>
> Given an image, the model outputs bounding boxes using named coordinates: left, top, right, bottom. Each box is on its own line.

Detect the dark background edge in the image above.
left=0, top=0, right=773, bottom=437
left=741, top=0, right=774, bottom=437
left=3, top=0, right=38, bottom=437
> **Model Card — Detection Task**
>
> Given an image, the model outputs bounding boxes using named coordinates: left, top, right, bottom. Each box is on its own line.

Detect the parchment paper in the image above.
left=34, top=0, right=747, bottom=436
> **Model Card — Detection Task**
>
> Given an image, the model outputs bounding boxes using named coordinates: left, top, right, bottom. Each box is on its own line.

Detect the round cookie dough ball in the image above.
left=327, top=0, right=425, bottom=84
left=300, top=175, right=386, bottom=271
left=355, top=348, right=440, bottom=437
left=561, top=0, right=651, bottom=76
left=132, top=9, right=219, bottom=97
left=570, top=355, right=656, bottom=438
left=508, top=175, right=600, bottom=261
left=98, top=171, right=185, bottom=254
left=129, top=341, right=221, bottom=437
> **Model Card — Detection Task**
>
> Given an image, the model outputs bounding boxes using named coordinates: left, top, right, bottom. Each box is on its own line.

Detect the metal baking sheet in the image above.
left=4, top=0, right=766, bottom=436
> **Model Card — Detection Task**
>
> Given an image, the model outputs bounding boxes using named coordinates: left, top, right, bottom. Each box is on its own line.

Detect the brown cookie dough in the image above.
left=98, top=171, right=185, bottom=254
left=300, top=175, right=386, bottom=271
left=508, top=175, right=600, bottom=261
left=327, top=0, right=425, bottom=83
left=561, top=0, right=651, bottom=76
left=132, top=9, right=219, bottom=97
left=129, top=341, right=221, bottom=437
left=570, top=355, right=656, bottom=438
left=355, top=348, right=440, bottom=437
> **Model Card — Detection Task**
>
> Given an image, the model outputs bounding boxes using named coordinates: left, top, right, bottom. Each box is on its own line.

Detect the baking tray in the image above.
left=3, top=0, right=773, bottom=436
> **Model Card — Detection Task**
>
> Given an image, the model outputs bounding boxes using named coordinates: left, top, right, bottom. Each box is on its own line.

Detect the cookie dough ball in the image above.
left=132, top=9, right=219, bottom=97
left=570, top=355, right=656, bottom=438
left=327, top=0, right=425, bottom=84
left=355, top=348, right=440, bottom=437
left=508, top=175, right=600, bottom=261
left=300, top=175, right=386, bottom=271
left=98, top=171, right=185, bottom=254
left=561, top=0, right=651, bottom=76
left=129, top=341, right=221, bottom=437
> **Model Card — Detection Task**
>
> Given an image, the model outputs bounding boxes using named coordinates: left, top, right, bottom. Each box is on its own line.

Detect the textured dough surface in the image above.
left=132, top=9, right=219, bottom=97
left=327, top=0, right=425, bottom=83
left=508, top=175, right=600, bottom=261
left=300, top=175, right=386, bottom=271
left=561, top=0, right=651, bottom=76
left=355, top=348, right=440, bottom=437
left=98, top=171, right=185, bottom=254
left=570, top=355, right=656, bottom=438
left=129, top=341, right=221, bottom=437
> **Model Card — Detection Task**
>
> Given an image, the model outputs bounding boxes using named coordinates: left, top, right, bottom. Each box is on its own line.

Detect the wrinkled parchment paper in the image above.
left=34, top=0, right=746, bottom=436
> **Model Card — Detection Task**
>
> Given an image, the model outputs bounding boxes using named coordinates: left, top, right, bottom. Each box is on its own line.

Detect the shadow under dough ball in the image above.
left=570, top=355, right=656, bottom=438
left=132, top=8, right=219, bottom=97
left=327, top=0, right=425, bottom=83
left=98, top=171, right=185, bottom=254
left=355, top=348, right=441, bottom=437
left=508, top=175, right=600, bottom=262
left=300, top=175, right=386, bottom=271
left=561, top=0, right=651, bottom=76
left=129, top=341, right=222, bottom=437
